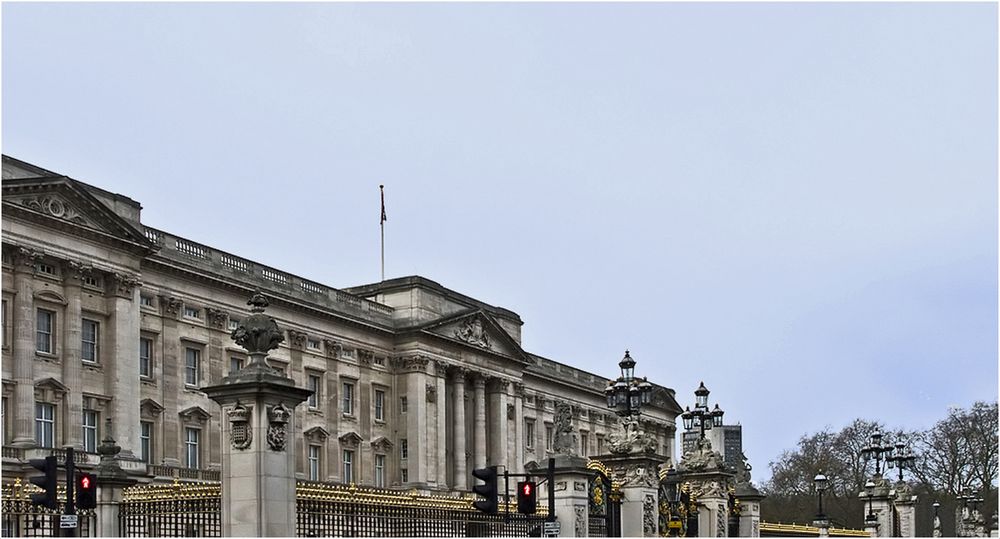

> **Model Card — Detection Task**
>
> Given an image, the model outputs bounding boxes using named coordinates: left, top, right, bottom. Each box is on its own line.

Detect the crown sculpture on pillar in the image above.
left=609, top=417, right=658, bottom=455
left=677, top=436, right=727, bottom=474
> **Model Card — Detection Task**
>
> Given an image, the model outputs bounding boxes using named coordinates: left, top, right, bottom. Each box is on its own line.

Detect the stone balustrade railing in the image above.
left=143, top=226, right=394, bottom=324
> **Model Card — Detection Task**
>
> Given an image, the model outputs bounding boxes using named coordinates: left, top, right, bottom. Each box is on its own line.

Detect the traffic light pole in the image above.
left=504, top=469, right=510, bottom=523
left=547, top=457, right=555, bottom=523
left=63, top=447, right=76, bottom=538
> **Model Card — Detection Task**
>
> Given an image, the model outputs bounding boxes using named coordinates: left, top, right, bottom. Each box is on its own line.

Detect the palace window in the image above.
left=401, top=469, right=409, bottom=483
left=400, top=438, right=408, bottom=461
left=81, top=319, right=99, bottom=363
left=228, top=318, right=239, bottom=331
left=308, top=375, right=321, bottom=409
left=342, top=450, right=354, bottom=483
left=35, top=403, right=55, bottom=448
left=36, top=262, right=56, bottom=276
left=83, top=411, right=98, bottom=452
left=2, top=299, right=8, bottom=349
left=139, top=338, right=153, bottom=378
left=596, top=435, right=604, bottom=455
left=374, top=389, right=385, bottom=421
left=184, top=348, right=201, bottom=386
left=140, top=295, right=154, bottom=307
left=230, top=356, right=244, bottom=375
left=342, top=381, right=354, bottom=416
left=308, top=445, right=321, bottom=481
left=36, top=309, right=54, bottom=354
left=140, top=421, right=153, bottom=463
left=545, top=425, right=553, bottom=452
left=374, top=454, right=386, bottom=488
left=399, top=396, right=408, bottom=414
left=183, top=306, right=200, bottom=319
left=82, top=275, right=101, bottom=289
left=525, top=419, right=535, bottom=449
left=307, top=339, right=321, bottom=351
left=185, top=428, right=200, bottom=469
left=580, top=431, right=589, bottom=457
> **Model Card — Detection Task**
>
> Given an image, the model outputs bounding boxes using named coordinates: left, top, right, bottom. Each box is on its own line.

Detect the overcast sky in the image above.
left=3, top=2, right=997, bottom=483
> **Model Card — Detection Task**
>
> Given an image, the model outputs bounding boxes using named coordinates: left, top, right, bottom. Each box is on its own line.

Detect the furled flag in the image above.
left=380, top=184, right=387, bottom=224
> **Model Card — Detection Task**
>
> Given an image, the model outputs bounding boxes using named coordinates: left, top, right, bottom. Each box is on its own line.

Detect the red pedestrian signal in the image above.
left=77, top=472, right=97, bottom=509
left=517, top=480, right=537, bottom=514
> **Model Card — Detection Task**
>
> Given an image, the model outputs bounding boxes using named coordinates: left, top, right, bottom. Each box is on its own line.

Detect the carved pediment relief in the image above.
left=179, top=406, right=212, bottom=424
left=338, top=431, right=363, bottom=450
left=2, top=175, right=154, bottom=249
left=304, top=426, right=330, bottom=443
left=140, top=398, right=165, bottom=418
left=425, top=311, right=528, bottom=363
left=34, top=377, right=69, bottom=396
left=370, top=436, right=394, bottom=453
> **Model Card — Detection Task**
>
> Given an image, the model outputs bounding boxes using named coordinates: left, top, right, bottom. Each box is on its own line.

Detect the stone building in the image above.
left=1, top=155, right=682, bottom=492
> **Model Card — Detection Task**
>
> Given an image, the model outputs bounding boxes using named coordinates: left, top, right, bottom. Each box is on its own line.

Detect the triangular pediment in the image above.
left=140, top=398, right=165, bottom=416
left=34, top=377, right=70, bottom=393
left=304, top=426, right=330, bottom=442
left=179, top=405, right=212, bottom=422
left=3, top=172, right=155, bottom=252
left=338, top=431, right=363, bottom=449
left=370, top=436, right=394, bottom=452
left=421, top=310, right=532, bottom=364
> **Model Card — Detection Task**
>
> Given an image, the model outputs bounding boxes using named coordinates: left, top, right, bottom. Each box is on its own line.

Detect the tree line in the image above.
left=759, top=401, right=998, bottom=536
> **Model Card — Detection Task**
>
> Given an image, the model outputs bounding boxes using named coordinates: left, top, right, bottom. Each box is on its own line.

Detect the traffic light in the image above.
left=28, top=456, right=59, bottom=509
left=76, top=472, right=96, bottom=509
left=471, top=466, right=498, bottom=514
left=517, top=480, right=537, bottom=514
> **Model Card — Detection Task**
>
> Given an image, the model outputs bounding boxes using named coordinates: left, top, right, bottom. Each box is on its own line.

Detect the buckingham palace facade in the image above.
left=1, top=155, right=683, bottom=491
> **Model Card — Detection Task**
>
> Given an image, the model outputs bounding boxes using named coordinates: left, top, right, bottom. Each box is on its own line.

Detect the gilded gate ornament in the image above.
left=228, top=402, right=252, bottom=450
left=267, top=402, right=290, bottom=451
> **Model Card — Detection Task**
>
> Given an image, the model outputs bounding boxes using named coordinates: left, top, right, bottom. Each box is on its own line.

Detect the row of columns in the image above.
left=7, top=247, right=141, bottom=459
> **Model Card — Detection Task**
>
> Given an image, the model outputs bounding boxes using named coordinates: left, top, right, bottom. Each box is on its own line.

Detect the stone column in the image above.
left=158, top=295, right=183, bottom=466
left=513, top=382, right=524, bottom=474
left=473, top=374, right=487, bottom=470
left=62, top=261, right=88, bottom=450
left=403, top=356, right=429, bottom=485
left=204, top=293, right=312, bottom=537
left=860, top=478, right=893, bottom=537
left=451, top=368, right=467, bottom=490
left=10, top=248, right=41, bottom=447
left=434, top=360, right=448, bottom=489
left=488, top=378, right=509, bottom=469
left=107, top=273, right=141, bottom=459
left=740, top=493, right=765, bottom=537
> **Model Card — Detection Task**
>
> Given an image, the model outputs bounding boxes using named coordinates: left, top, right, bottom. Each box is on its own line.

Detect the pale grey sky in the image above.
left=3, top=2, right=996, bottom=482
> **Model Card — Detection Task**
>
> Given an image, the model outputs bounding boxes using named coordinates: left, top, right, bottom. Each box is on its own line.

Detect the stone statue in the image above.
left=552, top=402, right=578, bottom=456
left=678, top=437, right=726, bottom=473
left=455, top=317, right=490, bottom=348
left=609, top=418, right=658, bottom=455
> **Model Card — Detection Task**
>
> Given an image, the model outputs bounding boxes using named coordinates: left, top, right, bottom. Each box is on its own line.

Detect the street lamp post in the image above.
left=864, top=480, right=878, bottom=529
left=932, top=501, right=942, bottom=538
left=860, top=428, right=894, bottom=477
left=813, top=472, right=830, bottom=537
left=885, top=441, right=916, bottom=483
left=680, top=382, right=724, bottom=441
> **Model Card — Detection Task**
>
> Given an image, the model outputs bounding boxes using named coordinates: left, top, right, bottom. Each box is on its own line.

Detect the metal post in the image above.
left=547, top=458, right=555, bottom=522
left=64, top=447, right=76, bottom=538
left=504, top=468, right=510, bottom=523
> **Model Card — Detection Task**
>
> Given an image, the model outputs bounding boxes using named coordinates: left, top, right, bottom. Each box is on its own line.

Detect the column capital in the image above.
left=432, top=359, right=451, bottom=376
left=449, top=366, right=468, bottom=382
left=158, top=295, right=183, bottom=317
left=512, top=381, right=525, bottom=396
left=287, top=329, right=308, bottom=349
left=205, top=307, right=228, bottom=330
left=63, top=260, right=93, bottom=287
left=109, top=272, right=140, bottom=299
left=472, top=372, right=488, bottom=389
left=11, top=247, right=43, bottom=273
left=395, top=355, right=430, bottom=373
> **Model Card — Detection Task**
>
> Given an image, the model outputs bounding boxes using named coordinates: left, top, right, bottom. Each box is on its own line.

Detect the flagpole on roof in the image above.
left=380, top=184, right=386, bottom=282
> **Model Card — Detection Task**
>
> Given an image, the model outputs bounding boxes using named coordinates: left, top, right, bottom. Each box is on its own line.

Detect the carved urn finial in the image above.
left=231, top=291, right=285, bottom=366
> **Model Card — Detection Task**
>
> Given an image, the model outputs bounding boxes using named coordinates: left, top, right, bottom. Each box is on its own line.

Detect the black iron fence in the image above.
left=1, top=480, right=96, bottom=537
left=119, top=481, right=221, bottom=537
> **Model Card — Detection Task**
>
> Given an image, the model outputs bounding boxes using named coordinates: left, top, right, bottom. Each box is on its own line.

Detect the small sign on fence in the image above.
left=543, top=521, right=560, bottom=536
left=59, top=514, right=79, bottom=529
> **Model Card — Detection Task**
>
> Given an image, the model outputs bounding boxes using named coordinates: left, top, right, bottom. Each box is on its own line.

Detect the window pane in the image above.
left=36, top=310, right=52, bottom=353
left=139, top=338, right=152, bottom=377
left=374, top=390, right=385, bottom=421
left=185, top=348, right=200, bottom=385
left=81, top=320, right=98, bottom=362
left=140, top=421, right=153, bottom=463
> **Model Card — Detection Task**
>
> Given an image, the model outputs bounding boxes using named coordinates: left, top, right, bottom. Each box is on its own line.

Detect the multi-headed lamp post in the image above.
left=680, top=382, right=724, bottom=440
left=860, top=428, right=894, bottom=477
left=605, top=350, right=653, bottom=421
left=886, top=441, right=917, bottom=483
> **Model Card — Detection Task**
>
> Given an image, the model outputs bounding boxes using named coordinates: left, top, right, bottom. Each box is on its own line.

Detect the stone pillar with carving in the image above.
left=473, top=374, right=487, bottom=471
left=733, top=452, right=765, bottom=538
left=549, top=455, right=592, bottom=538
left=93, top=420, right=138, bottom=537
left=10, top=248, right=41, bottom=447
left=451, top=368, right=468, bottom=490
left=433, top=359, right=448, bottom=489
left=62, top=260, right=88, bottom=450
left=158, top=295, right=183, bottom=466
left=892, top=483, right=917, bottom=538
left=107, top=272, right=142, bottom=459
left=859, top=476, right=893, bottom=538
left=675, top=437, right=734, bottom=538
left=203, top=293, right=312, bottom=537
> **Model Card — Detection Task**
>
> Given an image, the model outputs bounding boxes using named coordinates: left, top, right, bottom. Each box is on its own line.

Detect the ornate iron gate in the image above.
left=587, top=460, right=621, bottom=537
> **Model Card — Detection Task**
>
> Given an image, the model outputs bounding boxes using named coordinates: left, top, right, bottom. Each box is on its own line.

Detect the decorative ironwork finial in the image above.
left=231, top=291, right=285, bottom=357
